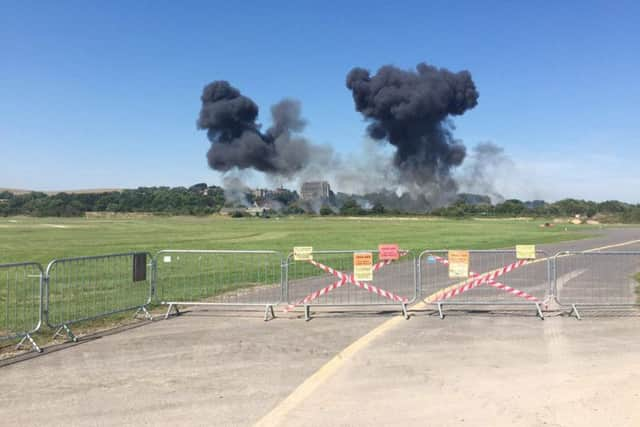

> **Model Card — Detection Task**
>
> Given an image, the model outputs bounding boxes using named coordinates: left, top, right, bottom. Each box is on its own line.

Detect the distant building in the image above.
left=252, top=188, right=270, bottom=199
left=247, top=206, right=266, bottom=216
left=219, top=207, right=245, bottom=216
left=220, top=205, right=266, bottom=217
left=301, top=181, right=331, bottom=200
left=188, top=183, right=208, bottom=195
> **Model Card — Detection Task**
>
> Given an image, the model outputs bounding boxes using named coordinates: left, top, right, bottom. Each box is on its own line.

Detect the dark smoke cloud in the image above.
left=197, top=81, right=311, bottom=177
left=346, top=62, right=479, bottom=193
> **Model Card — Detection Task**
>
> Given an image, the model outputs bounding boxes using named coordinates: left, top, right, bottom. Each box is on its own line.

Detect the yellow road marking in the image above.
left=254, top=238, right=640, bottom=427
left=583, top=239, right=640, bottom=252
left=254, top=315, right=407, bottom=427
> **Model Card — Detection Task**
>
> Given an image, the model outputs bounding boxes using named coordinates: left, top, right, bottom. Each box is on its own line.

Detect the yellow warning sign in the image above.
left=293, top=246, right=313, bottom=261
left=516, top=245, right=536, bottom=260
left=448, top=250, right=469, bottom=278
left=353, top=252, right=373, bottom=281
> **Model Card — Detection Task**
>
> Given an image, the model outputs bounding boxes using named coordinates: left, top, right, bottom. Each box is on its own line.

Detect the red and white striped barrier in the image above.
left=285, top=254, right=408, bottom=312
left=426, top=254, right=538, bottom=303
left=286, top=275, right=349, bottom=310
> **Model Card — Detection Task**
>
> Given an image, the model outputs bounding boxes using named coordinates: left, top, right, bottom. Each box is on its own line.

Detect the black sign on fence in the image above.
left=133, top=253, right=147, bottom=282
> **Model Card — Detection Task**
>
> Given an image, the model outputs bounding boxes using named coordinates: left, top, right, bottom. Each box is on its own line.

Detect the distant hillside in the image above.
left=0, top=188, right=122, bottom=195
left=0, top=188, right=32, bottom=195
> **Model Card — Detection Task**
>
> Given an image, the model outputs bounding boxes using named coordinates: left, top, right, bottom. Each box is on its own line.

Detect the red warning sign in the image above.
left=378, top=244, right=400, bottom=261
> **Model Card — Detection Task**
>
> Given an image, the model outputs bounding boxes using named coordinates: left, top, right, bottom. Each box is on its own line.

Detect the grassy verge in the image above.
left=0, top=215, right=599, bottom=265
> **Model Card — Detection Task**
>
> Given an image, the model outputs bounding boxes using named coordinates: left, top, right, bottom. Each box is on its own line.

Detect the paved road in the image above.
left=1, top=227, right=640, bottom=426
left=273, top=315, right=640, bottom=427
left=0, top=312, right=391, bottom=426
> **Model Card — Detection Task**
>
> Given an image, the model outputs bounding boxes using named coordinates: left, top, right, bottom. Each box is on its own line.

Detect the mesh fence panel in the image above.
left=155, top=251, right=283, bottom=305
left=419, top=250, right=550, bottom=305
left=46, top=253, right=152, bottom=328
left=0, top=262, right=42, bottom=340
left=555, top=251, right=640, bottom=306
left=286, top=250, right=416, bottom=307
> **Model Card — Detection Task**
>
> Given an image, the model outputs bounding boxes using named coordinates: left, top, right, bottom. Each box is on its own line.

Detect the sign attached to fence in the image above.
left=448, top=250, right=469, bottom=278
left=132, top=253, right=147, bottom=282
left=378, top=244, right=400, bottom=261
left=516, top=245, right=536, bottom=260
left=293, top=246, right=313, bottom=261
left=353, top=252, right=373, bottom=281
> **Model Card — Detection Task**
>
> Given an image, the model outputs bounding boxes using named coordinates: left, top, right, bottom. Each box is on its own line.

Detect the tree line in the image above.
left=429, top=197, right=640, bottom=223
left=321, top=196, right=640, bottom=223
left=0, top=185, right=225, bottom=216
left=1, top=185, right=639, bottom=223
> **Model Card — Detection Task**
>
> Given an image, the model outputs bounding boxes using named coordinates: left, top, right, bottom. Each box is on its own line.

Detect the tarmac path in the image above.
left=1, top=228, right=640, bottom=426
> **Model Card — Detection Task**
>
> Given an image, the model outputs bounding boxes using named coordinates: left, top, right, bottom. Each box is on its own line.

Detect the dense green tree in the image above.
left=319, top=205, right=333, bottom=216
left=340, top=198, right=364, bottom=216
left=0, top=185, right=227, bottom=217
left=494, top=199, right=526, bottom=216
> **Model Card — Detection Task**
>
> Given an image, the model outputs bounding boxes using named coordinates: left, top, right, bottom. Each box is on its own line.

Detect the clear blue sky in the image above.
left=2, top=0, right=639, bottom=202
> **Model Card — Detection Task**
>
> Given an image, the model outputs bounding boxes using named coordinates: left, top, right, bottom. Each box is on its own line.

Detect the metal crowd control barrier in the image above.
left=4, top=246, right=640, bottom=358
left=554, top=251, right=640, bottom=319
left=418, top=249, right=551, bottom=319
left=285, top=249, right=417, bottom=320
left=154, top=250, right=284, bottom=321
left=0, top=262, right=44, bottom=352
left=45, top=252, right=153, bottom=341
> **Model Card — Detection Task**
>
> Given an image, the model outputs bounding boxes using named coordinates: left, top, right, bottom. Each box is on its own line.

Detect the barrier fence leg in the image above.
left=569, top=304, right=582, bottom=320
left=304, top=304, right=311, bottom=322
left=53, top=324, right=77, bottom=342
left=134, top=306, right=153, bottom=321
left=437, top=302, right=445, bottom=319
left=535, top=302, right=545, bottom=320
left=401, top=303, right=409, bottom=320
left=164, top=303, right=180, bottom=319
left=264, top=304, right=275, bottom=322
left=16, top=333, right=42, bottom=353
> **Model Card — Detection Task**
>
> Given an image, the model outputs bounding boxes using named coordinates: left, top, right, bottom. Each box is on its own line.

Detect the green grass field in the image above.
left=0, top=215, right=599, bottom=265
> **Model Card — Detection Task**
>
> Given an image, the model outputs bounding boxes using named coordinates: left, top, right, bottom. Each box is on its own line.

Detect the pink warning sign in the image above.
left=378, top=244, right=400, bottom=261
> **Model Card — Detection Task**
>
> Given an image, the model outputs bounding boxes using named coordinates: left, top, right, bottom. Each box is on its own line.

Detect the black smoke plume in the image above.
left=197, top=81, right=311, bottom=177
left=346, top=62, right=479, bottom=194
